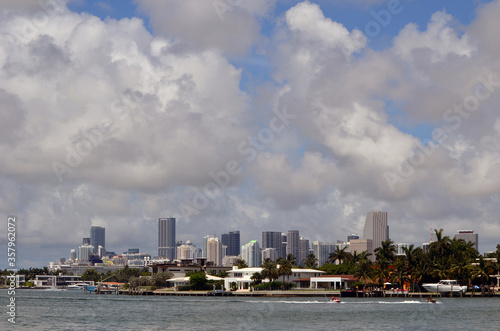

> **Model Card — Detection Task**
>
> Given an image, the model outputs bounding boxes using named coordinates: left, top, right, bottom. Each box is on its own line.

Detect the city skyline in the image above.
left=3, top=0, right=500, bottom=269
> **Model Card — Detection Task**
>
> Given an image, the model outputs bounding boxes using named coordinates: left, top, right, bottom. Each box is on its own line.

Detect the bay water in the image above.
left=2, top=289, right=499, bottom=330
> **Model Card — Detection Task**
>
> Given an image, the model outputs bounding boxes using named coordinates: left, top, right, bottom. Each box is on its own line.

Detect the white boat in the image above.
left=422, top=280, right=467, bottom=294
left=67, top=283, right=88, bottom=290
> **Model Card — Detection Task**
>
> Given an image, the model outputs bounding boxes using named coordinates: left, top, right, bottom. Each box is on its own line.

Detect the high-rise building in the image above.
left=262, top=231, right=282, bottom=257
left=78, top=244, right=94, bottom=262
left=221, top=231, right=240, bottom=256
left=83, top=237, right=91, bottom=245
left=261, top=248, right=279, bottom=262
left=299, top=238, right=310, bottom=266
left=454, top=230, right=479, bottom=251
left=202, top=235, right=210, bottom=258
left=242, top=240, right=261, bottom=267
left=349, top=239, right=373, bottom=261
left=281, top=234, right=287, bottom=260
left=158, top=218, right=176, bottom=260
left=90, top=226, right=105, bottom=254
left=286, top=230, right=300, bottom=260
left=363, top=211, right=388, bottom=252
left=70, top=249, right=77, bottom=261
left=207, top=236, right=223, bottom=266
left=347, top=234, right=359, bottom=242
left=312, top=241, right=336, bottom=266
left=177, top=241, right=197, bottom=260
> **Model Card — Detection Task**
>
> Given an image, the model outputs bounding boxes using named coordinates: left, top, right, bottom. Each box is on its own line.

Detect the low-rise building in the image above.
left=223, top=266, right=325, bottom=290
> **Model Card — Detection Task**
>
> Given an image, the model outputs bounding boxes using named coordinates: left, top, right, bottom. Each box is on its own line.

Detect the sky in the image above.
left=1, top=0, right=500, bottom=268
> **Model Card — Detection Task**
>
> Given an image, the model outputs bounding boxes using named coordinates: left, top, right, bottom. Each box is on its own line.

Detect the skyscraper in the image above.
left=286, top=230, right=300, bottom=260
left=347, top=234, right=359, bottom=242
left=158, top=217, right=176, bottom=260
left=262, top=231, right=282, bottom=255
left=90, top=226, right=105, bottom=254
left=221, top=231, right=240, bottom=256
left=242, top=240, right=261, bottom=267
left=363, top=211, right=388, bottom=252
left=454, top=230, right=479, bottom=251
left=207, top=236, right=223, bottom=266
left=312, top=241, right=336, bottom=266
left=299, top=237, right=310, bottom=266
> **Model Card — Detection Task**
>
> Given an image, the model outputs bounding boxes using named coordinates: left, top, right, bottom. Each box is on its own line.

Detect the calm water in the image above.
left=1, top=289, right=500, bottom=330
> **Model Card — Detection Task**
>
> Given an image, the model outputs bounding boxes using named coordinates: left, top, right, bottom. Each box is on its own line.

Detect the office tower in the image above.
left=347, top=234, right=359, bottom=242
left=78, top=244, right=94, bottom=262
left=454, top=230, right=479, bottom=251
left=97, top=245, right=105, bottom=258
left=261, top=248, right=279, bottom=263
left=202, top=235, right=211, bottom=258
left=281, top=233, right=287, bottom=259
left=349, top=239, right=374, bottom=261
left=158, top=218, right=176, bottom=260
left=83, top=237, right=91, bottom=245
left=221, top=231, right=240, bottom=256
left=363, top=211, right=388, bottom=252
left=262, top=232, right=282, bottom=249
left=242, top=240, right=261, bottom=267
left=312, top=241, right=336, bottom=266
left=299, top=238, right=310, bottom=266
left=395, top=243, right=410, bottom=256
left=207, top=236, right=223, bottom=266
left=286, top=230, right=300, bottom=260
left=70, top=249, right=77, bottom=261
left=90, top=226, right=105, bottom=254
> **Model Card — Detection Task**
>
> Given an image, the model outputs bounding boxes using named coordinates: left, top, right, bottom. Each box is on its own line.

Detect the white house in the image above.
left=224, top=266, right=325, bottom=290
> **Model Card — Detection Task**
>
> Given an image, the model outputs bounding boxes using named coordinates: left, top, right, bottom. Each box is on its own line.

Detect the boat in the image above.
left=426, top=297, right=436, bottom=303
left=67, top=283, right=89, bottom=290
left=331, top=297, right=341, bottom=303
left=422, top=280, right=467, bottom=294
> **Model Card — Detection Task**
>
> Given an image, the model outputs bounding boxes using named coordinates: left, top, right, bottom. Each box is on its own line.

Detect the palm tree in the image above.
left=303, top=253, right=318, bottom=269
left=354, top=259, right=373, bottom=294
left=329, top=246, right=349, bottom=265
left=429, top=229, right=451, bottom=261
left=471, top=256, right=496, bottom=296
left=250, top=272, right=262, bottom=287
left=374, top=239, right=396, bottom=264
left=286, top=254, right=297, bottom=267
left=278, top=260, right=293, bottom=289
left=234, top=259, right=248, bottom=269
left=261, top=259, right=278, bottom=286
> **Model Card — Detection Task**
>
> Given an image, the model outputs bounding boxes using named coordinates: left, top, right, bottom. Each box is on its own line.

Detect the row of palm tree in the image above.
left=322, top=229, right=500, bottom=294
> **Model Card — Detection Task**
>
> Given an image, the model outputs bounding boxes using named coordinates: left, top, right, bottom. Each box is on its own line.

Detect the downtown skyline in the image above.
left=2, top=0, right=500, bottom=269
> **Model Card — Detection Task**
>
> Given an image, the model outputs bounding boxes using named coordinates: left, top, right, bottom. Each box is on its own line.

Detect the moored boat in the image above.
left=422, top=280, right=467, bottom=294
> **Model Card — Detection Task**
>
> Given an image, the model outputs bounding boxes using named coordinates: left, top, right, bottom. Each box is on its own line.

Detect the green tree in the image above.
left=286, top=254, right=297, bottom=267
left=303, top=253, right=318, bottom=269
left=278, top=260, right=293, bottom=288
left=250, top=272, right=263, bottom=287
left=152, top=272, right=174, bottom=288
left=374, top=239, right=396, bottom=264
left=234, top=259, right=248, bottom=269
left=189, top=271, right=207, bottom=290
left=261, top=259, right=278, bottom=284
left=329, top=246, right=349, bottom=265
left=80, top=268, right=101, bottom=283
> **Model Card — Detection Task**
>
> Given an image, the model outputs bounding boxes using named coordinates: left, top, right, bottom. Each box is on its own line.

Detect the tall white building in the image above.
left=207, top=236, right=223, bottom=266
left=177, top=241, right=197, bottom=260
left=454, top=230, right=479, bottom=251
left=395, top=243, right=410, bottom=256
left=242, top=240, right=261, bottom=267
left=312, top=241, right=337, bottom=266
left=78, top=244, right=94, bottom=262
left=363, top=211, right=388, bottom=252
left=299, top=238, right=310, bottom=266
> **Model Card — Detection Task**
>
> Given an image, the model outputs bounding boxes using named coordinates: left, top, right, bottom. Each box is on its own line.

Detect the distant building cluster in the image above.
left=49, top=211, right=482, bottom=272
